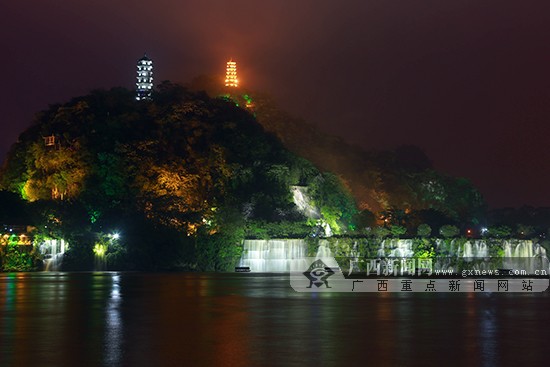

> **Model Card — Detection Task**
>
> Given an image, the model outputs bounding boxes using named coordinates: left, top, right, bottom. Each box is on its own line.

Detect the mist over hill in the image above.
left=189, top=76, right=487, bottom=225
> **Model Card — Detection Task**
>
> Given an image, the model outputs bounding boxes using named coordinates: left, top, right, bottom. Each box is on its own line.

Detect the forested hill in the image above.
left=189, top=76, right=487, bottom=224
left=1, top=79, right=486, bottom=230
left=1, top=83, right=337, bottom=223
left=0, top=83, right=357, bottom=270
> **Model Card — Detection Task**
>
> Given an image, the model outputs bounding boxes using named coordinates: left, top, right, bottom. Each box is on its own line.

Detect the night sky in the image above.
left=2, top=1, right=550, bottom=208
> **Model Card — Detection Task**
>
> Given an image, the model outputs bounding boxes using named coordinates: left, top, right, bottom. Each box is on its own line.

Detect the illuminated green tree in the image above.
left=390, top=225, right=407, bottom=238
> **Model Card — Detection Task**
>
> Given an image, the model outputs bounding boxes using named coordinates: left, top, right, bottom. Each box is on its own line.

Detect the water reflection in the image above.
left=1, top=274, right=16, bottom=366
left=0, top=273, right=548, bottom=366
left=105, top=273, right=122, bottom=366
left=480, top=303, right=498, bottom=367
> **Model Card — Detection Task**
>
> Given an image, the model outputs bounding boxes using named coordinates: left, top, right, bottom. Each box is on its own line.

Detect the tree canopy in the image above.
left=0, top=83, right=358, bottom=269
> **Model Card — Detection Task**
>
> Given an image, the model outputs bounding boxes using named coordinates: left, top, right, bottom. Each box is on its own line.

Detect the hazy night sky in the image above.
left=2, top=0, right=550, bottom=208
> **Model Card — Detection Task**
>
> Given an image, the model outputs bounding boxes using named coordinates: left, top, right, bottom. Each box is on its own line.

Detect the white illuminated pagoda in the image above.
left=136, top=54, right=153, bottom=100
left=225, top=59, right=238, bottom=87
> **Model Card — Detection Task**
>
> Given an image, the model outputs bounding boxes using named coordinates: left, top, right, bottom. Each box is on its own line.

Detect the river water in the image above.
left=0, top=272, right=548, bottom=366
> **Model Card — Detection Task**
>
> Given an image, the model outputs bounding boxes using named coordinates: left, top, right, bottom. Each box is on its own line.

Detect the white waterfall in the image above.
left=502, top=240, right=548, bottom=274
left=291, top=186, right=320, bottom=219
left=390, top=239, right=414, bottom=257
left=316, top=239, right=332, bottom=258
left=462, top=241, right=488, bottom=258
left=315, top=240, right=340, bottom=270
left=499, top=240, right=547, bottom=258
left=290, top=186, right=333, bottom=237
left=504, top=241, right=513, bottom=258
left=376, top=239, right=414, bottom=258
left=238, top=238, right=548, bottom=273
left=240, top=239, right=308, bottom=272
left=463, top=242, right=473, bottom=258
left=41, top=239, right=67, bottom=271
left=475, top=242, right=488, bottom=257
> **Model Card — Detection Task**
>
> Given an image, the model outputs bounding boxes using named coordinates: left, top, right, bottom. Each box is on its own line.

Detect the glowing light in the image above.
left=225, top=60, right=238, bottom=87
left=243, top=94, right=254, bottom=108
left=112, top=233, right=120, bottom=240
left=93, top=243, right=107, bottom=257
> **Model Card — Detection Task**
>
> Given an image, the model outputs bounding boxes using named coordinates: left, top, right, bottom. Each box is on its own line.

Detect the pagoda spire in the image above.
left=225, top=59, right=238, bottom=88
left=136, top=53, right=153, bottom=100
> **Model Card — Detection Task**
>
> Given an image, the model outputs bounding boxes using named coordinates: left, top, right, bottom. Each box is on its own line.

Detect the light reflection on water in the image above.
left=0, top=272, right=548, bottom=366
left=105, top=273, right=122, bottom=366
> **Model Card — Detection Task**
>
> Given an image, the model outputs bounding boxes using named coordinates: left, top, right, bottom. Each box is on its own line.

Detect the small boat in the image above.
left=235, top=266, right=251, bottom=273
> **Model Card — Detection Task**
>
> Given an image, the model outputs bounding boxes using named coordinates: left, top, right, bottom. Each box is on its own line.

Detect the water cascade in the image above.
left=503, top=240, right=546, bottom=258
left=40, top=239, right=67, bottom=271
left=501, top=240, right=547, bottom=274
left=315, top=239, right=341, bottom=270
left=240, top=239, right=308, bottom=272
left=291, top=186, right=332, bottom=237
left=316, top=239, right=332, bottom=258
left=94, top=243, right=108, bottom=271
left=291, top=186, right=320, bottom=220
left=238, top=238, right=548, bottom=273
left=461, top=241, right=488, bottom=259
left=377, top=239, right=414, bottom=258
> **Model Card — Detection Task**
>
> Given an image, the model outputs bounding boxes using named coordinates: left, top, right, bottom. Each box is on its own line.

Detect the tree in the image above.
left=371, top=226, right=390, bottom=239
left=516, top=224, right=535, bottom=238
left=390, top=225, right=407, bottom=238
left=439, top=225, right=459, bottom=238
left=353, top=209, right=376, bottom=232
left=309, top=173, right=357, bottom=234
left=487, top=226, right=512, bottom=238
left=417, top=224, right=432, bottom=238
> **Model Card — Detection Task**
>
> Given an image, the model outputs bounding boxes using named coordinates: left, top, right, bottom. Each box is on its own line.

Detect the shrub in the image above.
left=0, top=243, right=39, bottom=271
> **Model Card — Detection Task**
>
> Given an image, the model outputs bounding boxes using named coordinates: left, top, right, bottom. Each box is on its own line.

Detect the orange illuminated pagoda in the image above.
left=225, top=60, right=238, bottom=87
